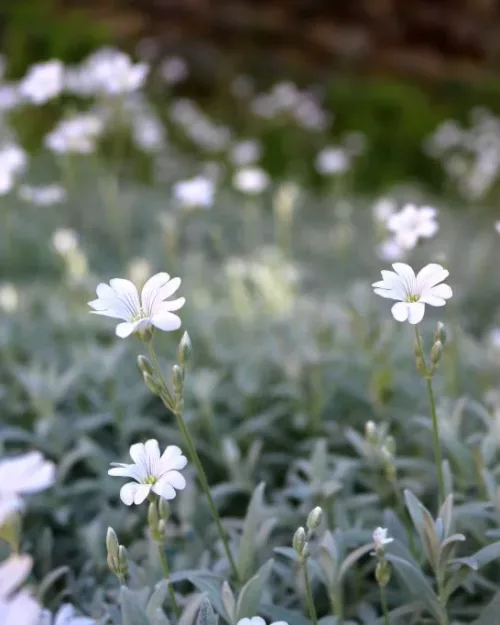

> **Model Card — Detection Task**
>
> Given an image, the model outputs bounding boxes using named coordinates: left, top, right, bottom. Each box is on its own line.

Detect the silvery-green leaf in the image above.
left=469, top=541, right=500, bottom=569
left=235, top=558, right=274, bottom=620
left=186, top=572, right=226, bottom=616
left=221, top=581, right=236, bottom=623
left=473, top=589, right=500, bottom=625
left=146, top=581, right=169, bottom=622
left=442, top=460, right=453, bottom=499
left=438, top=494, right=454, bottom=539
left=385, top=554, right=441, bottom=622
left=179, top=593, right=210, bottom=625
left=420, top=505, right=440, bottom=571
left=236, top=481, right=266, bottom=581
left=310, top=438, right=328, bottom=481
left=37, top=566, right=69, bottom=602
left=438, top=533, right=466, bottom=572
left=120, top=587, right=150, bottom=625
left=338, top=543, right=375, bottom=582
left=404, top=490, right=433, bottom=565
left=196, top=597, right=218, bottom=625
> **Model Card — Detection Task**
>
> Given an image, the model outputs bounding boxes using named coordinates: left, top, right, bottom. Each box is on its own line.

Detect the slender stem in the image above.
left=380, top=585, right=390, bottom=625
left=157, top=544, right=181, bottom=618
left=414, top=327, right=445, bottom=504
left=302, top=561, right=318, bottom=625
left=332, top=590, right=344, bottom=625
left=147, top=342, right=241, bottom=583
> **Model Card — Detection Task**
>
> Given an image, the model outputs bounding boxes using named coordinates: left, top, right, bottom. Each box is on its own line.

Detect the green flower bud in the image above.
left=137, top=355, right=154, bottom=376
left=158, top=499, right=171, bottom=521
left=178, top=332, right=192, bottom=367
left=143, top=372, right=162, bottom=396
left=293, top=526, right=307, bottom=557
left=172, top=364, right=184, bottom=395
left=434, top=321, right=445, bottom=345
left=306, top=506, right=323, bottom=531
left=430, top=340, right=443, bottom=365
left=415, top=354, right=428, bottom=378
left=117, top=545, right=129, bottom=577
left=375, top=559, right=392, bottom=587
left=365, top=420, right=378, bottom=445
left=106, top=527, right=119, bottom=559
left=148, top=501, right=159, bottom=529
left=384, top=436, right=396, bottom=456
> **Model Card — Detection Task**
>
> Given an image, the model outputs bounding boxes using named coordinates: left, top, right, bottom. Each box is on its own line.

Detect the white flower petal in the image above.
left=108, top=465, right=143, bottom=480
left=391, top=302, right=409, bottom=322
left=158, top=446, right=187, bottom=473
left=373, top=288, right=402, bottom=301
left=133, top=483, right=151, bottom=505
left=161, top=470, right=186, bottom=490
left=152, top=478, right=176, bottom=500
left=407, top=302, right=425, bottom=324
left=109, top=278, right=140, bottom=314
left=144, top=439, right=161, bottom=474
left=1, top=590, right=41, bottom=625
left=151, top=312, right=181, bottom=332
left=115, top=322, right=136, bottom=338
left=129, top=443, right=148, bottom=475
left=250, top=618, right=266, bottom=625
left=236, top=619, right=251, bottom=625
left=391, top=263, right=416, bottom=293
left=141, top=272, right=171, bottom=314
left=156, top=297, right=186, bottom=312
left=148, top=277, right=182, bottom=313
left=431, top=283, right=452, bottom=300
left=119, top=482, right=139, bottom=505
left=0, top=555, right=33, bottom=597
left=416, top=264, right=449, bottom=292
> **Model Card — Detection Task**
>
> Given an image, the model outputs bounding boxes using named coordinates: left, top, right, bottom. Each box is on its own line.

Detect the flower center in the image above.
left=132, top=308, right=147, bottom=322
left=144, top=475, right=157, bottom=485
left=405, top=294, right=420, bottom=303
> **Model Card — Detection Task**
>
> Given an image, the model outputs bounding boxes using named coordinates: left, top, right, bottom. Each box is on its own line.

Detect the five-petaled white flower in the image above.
left=373, top=263, right=452, bottom=325
left=236, top=618, right=288, bottom=625
left=88, top=272, right=185, bottom=338
left=387, top=204, right=438, bottom=250
left=373, top=527, right=393, bottom=551
left=109, top=439, right=187, bottom=505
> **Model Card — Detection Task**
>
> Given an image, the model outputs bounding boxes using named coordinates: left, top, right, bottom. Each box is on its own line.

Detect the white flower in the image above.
left=230, top=140, right=262, bottom=167
left=79, top=48, right=148, bottom=96
left=0, top=84, right=20, bottom=111
left=0, top=555, right=41, bottom=625
left=18, top=184, right=67, bottom=206
left=315, top=147, right=350, bottom=175
left=0, top=143, right=28, bottom=194
left=109, top=439, right=187, bottom=505
left=377, top=238, right=405, bottom=261
left=0, top=452, right=55, bottom=497
left=19, top=60, right=64, bottom=104
left=160, top=57, right=188, bottom=85
left=88, top=272, right=185, bottom=338
left=173, top=176, right=214, bottom=209
left=131, top=115, right=166, bottom=153
left=45, top=114, right=105, bottom=154
left=0, top=283, right=19, bottom=313
left=372, top=263, right=452, bottom=325
left=387, top=204, right=438, bottom=250
left=236, top=618, right=288, bottom=625
left=39, top=603, right=95, bottom=625
left=373, top=527, right=393, bottom=550
left=495, top=221, right=500, bottom=234
left=233, top=167, right=270, bottom=194
left=52, top=229, right=78, bottom=255
left=373, top=198, right=396, bottom=223
left=0, top=497, right=22, bottom=526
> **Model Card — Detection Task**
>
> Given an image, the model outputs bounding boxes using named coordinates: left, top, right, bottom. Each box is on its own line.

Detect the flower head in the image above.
left=373, top=527, right=393, bottom=550
left=45, top=113, right=105, bottom=154
left=109, top=439, right=187, bottom=505
left=0, top=452, right=55, bottom=497
left=373, top=263, right=452, bottom=325
left=19, top=60, right=64, bottom=104
left=315, top=147, right=350, bottom=175
left=88, top=272, right=185, bottom=338
left=173, top=176, right=214, bottom=209
left=387, top=204, right=438, bottom=250
left=233, top=167, right=269, bottom=194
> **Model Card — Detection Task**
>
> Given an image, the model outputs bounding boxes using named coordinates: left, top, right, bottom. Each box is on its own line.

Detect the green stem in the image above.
left=302, top=560, right=318, bottom=625
left=332, top=590, right=344, bottom=625
left=380, top=585, right=390, bottom=625
left=414, top=327, right=445, bottom=504
left=157, top=544, right=181, bottom=618
left=148, top=342, right=241, bottom=583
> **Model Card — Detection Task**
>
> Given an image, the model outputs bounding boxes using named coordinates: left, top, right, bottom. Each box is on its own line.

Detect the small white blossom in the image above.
left=173, top=176, right=214, bottom=209
left=233, top=167, right=269, bottom=194
left=45, top=114, right=105, bottom=154
left=39, top=603, right=95, bottom=625
left=52, top=229, right=78, bottom=255
left=0, top=452, right=56, bottom=497
left=373, top=262, right=452, bottom=325
left=377, top=238, right=405, bottom=261
left=387, top=204, right=438, bottom=250
left=0, top=283, right=19, bottom=313
left=0, top=84, right=20, bottom=111
left=230, top=139, right=262, bottom=167
left=0, top=143, right=28, bottom=194
left=373, top=198, right=397, bottom=223
left=79, top=48, right=148, bottom=96
left=315, top=147, right=350, bottom=175
left=236, top=618, right=288, bottom=625
left=18, top=184, right=67, bottom=206
left=131, top=115, right=166, bottom=153
left=373, top=527, right=393, bottom=550
left=109, top=439, right=187, bottom=505
left=88, top=272, right=185, bottom=338
left=160, top=57, right=188, bottom=85
left=0, top=555, right=40, bottom=625
left=18, top=60, right=64, bottom=104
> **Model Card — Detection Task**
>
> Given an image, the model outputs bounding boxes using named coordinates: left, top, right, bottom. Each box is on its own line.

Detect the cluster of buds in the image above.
left=413, top=322, right=446, bottom=379
left=293, top=506, right=323, bottom=562
left=106, top=527, right=129, bottom=584
left=372, top=527, right=393, bottom=587
left=364, top=421, right=397, bottom=482
left=148, top=498, right=171, bottom=543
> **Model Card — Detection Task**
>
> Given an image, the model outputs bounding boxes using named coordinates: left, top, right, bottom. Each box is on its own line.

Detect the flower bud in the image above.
left=158, top=499, right=171, bottom=520
left=375, top=560, right=392, bottom=587
left=117, top=545, right=129, bottom=577
left=384, top=436, right=396, bottom=455
left=178, top=332, right=192, bottom=367
left=306, top=506, right=323, bottom=531
left=434, top=321, right=445, bottom=345
left=430, top=340, right=443, bottom=365
left=148, top=501, right=160, bottom=529
left=293, top=526, right=307, bottom=557
left=137, top=355, right=154, bottom=376
left=143, top=372, right=162, bottom=396
left=415, top=354, right=428, bottom=378
left=172, top=364, right=184, bottom=395
left=106, top=527, right=119, bottom=559
left=365, top=420, right=378, bottom=445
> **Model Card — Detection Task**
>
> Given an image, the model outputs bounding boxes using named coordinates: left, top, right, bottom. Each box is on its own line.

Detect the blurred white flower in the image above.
left=52, top=228, right=78, bottom=255
left=0, top=497, right=22, bottom=526
left=0, top=283, right=19, bottom=313
left=0, top=555, right=40, bottom=625
left=495, top=221, right=500, bottom=234
left=88, top=272, right=185, bottom=338
left=489, top=328, right=500, bottom=349
left=0, top=452, right=55, bottom=497
left=373, top=527, right=393, bottom=550
left=233, top=167, right=269, bottom=194
left=230, top=139, right=262, bottom=167
left=109, top=439, right=187, bottom=505
left=373, top=263, right=452, bottom=324
left=79, top=48, right=149, bottom=96
left=236, top=618, right=288, bottom=625
left=18, top=184, right=67, bottom=206
left=387, top=204, right=438, bottom=249
left=377, top=238, right=405, bottom=261
left=373, top=198, right=396, bottom=223
left=160, top=57, right=188, bottom=85
left=39, top=603, right=95, bottom=625
left=315, top=147, right=350, bottom=175
left=173, top=176, right=214, bottom=209
left=45, top=113, right=105, bottom=154
left=0, top=84, right=20, bottom=111
left=131, top=115, right=166, bottom=153
left=0, top=143, right=28, bottom=194
left=127, top=257, right=152, bottom=287
left=18, top=60, right=64, bottom=104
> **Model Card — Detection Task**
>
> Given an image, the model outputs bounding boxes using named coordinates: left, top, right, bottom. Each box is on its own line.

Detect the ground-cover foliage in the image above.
left=3, top=46, right=500, bottom=625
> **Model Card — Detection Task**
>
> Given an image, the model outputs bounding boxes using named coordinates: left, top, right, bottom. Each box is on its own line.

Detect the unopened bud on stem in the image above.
left=293, top=526, right=307, bottom=557
left=172, top=364, right=184, bottom=395
left=143, top=372, right=162, bottom=396
left=178, top=332, right=192, bottom=367
left=306, top=506, right=323, bottom=531
left=430, top=340, right=443, bottom=365
left=137, top=354, right=154, bottom=376
left=106, top=527, right=119, bottom=559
